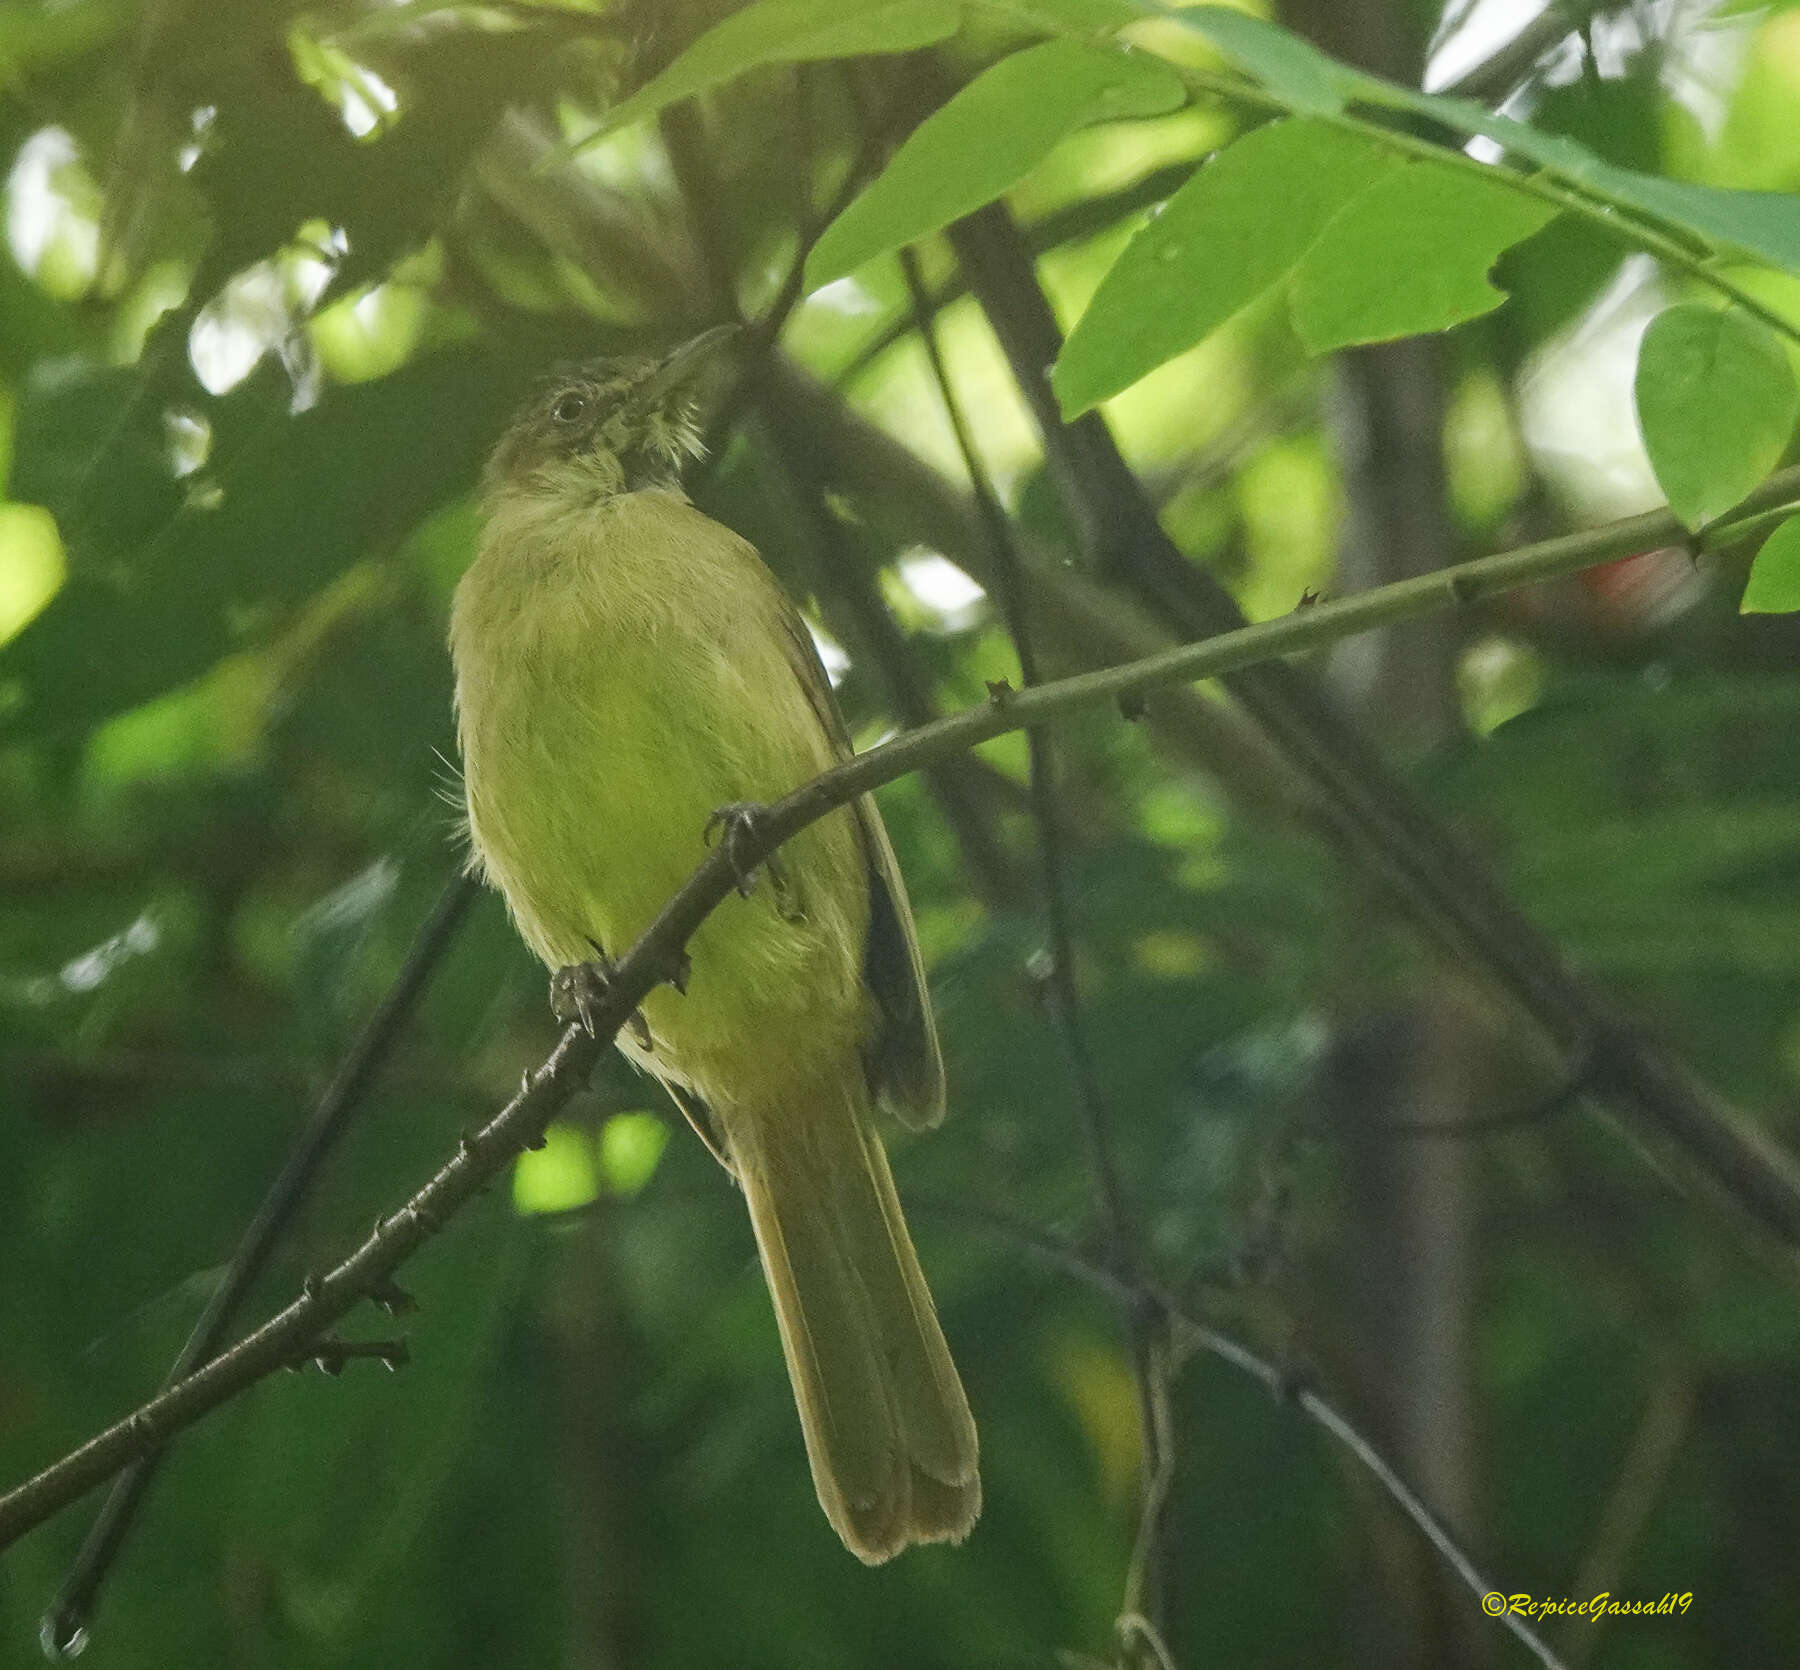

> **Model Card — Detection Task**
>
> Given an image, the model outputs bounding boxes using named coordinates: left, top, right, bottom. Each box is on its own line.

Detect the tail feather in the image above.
left=727, top=1082, right=979, bottom=1564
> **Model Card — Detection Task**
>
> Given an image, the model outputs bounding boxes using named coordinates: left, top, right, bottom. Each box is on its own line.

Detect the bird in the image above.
left=447, top=327, right=979, bottom=1562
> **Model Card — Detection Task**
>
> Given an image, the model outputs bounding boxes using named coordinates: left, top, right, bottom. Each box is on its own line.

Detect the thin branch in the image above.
left=37, top=870, right=478, bottom=1659
left=1328, top=1066, right=1586, bottom=1141
left=946, top=199, right=1800, bottom=1258
left=1432, top=2, right=1597, bottom=103
left=0, top=480, right=1780, bottom=1555
left=1559, top=1364, right=1695, bottom=1670
left=900, top=241, right=1173, bottom=1645
left=933, top=1201, right=1570, bottom=1670
left=897, top=245, right=1123, bottom=1216
left=1291, top=1386, right=1566, bottom=1669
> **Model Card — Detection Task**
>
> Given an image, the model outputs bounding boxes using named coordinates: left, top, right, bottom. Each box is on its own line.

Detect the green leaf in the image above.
left=1741, top=515, right=1800, bottom=615
left=1419, top=101, right=1800, bottom=279
left=1, top=348, right=508, bottom=741
left=1121, top=4, right=1800, bottom=278
left=991, top=2, right=1353, bottom=112
left=512, top=1122, right=600, bottom=1215
left=1289, top=161, right=1557, bottom=352
left=597, top=1111, right=672, bottom=1197
left=1053, top=119, right=1395, bottom=415
left=1634, top=304, right=1800, bottom=530
left=1147, top=3, right=1355, bottom=115
left=974, top=0, right=1142, bottom=30
left=805, top=39, right=1185, bottom=289
left=594, top=0, right=963, bottom=138
left=1586, top=171, right=1800, bottom=279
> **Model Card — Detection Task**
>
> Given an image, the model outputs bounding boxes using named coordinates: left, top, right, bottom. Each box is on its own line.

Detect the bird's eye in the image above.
left=551, top=393, right=588, bottom=424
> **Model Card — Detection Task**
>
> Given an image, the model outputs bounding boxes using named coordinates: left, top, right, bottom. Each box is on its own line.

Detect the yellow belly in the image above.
left=449, top=487, right=870, bottom=1107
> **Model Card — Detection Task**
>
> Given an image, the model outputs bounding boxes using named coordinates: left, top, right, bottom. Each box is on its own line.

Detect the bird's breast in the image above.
left=449, top=489, right=869, bottom=1091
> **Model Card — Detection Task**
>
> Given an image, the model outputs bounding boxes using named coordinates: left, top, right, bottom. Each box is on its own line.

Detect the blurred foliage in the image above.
left=4, top=2, right=1800, bottom=1669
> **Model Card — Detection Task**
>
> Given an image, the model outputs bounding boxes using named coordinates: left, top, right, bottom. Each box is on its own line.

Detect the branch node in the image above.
left=1296, top=587, right=1321, bottom=610
left=299, top=1336, right=411, bottom=1376
left=1446, top=570, right=1477, bottom=605
left=1117, top=690, right=1147, bottom=722
left=1116, top=1610, right=1179, bottom=1670
left=1271, top=1364, right=1316, bottom=1407
left=551, top=955, right=617, bottom=1037
left=985, top=677, right=1015, bottom=705
left=39, top=1602, right=86, bottom=1660
left=653, top=945, right=693, bottom=996
left=705, top=801, right=800, bottom=911
left=368, top=1278, right=417, bottom=1317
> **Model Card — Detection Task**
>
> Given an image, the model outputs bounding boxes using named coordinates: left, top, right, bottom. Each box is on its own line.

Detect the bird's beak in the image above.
left=641, top=323, right=741, bottom=403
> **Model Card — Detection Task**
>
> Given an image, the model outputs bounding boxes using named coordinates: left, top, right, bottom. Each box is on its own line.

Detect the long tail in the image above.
left=723, top=1075, right=980, bottom=1563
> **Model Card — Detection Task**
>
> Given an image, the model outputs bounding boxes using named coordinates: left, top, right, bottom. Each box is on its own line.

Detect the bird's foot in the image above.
left=704, top=802, right=805, bottom=921
left=550, top=939, right=653, bottom=1046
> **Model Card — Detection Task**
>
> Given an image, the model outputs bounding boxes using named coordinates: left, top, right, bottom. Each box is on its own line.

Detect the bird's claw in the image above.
left=551, top=944, right=617, bottom=1037
left=704, top=801, right=768, bottom=896
left=705, top=801, right=804, bottom=920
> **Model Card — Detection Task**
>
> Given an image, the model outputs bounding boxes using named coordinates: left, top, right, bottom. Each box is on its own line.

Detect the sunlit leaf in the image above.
left=513, top=1121, right=601, bottom=1214
left=1139, top=2, right=1352, bottom=114
left=1126, top=4, right=1800, bottom=278
left=1586, top=170, right=1800, bottom=279
left=805, top=39, right=1185, bottom=289
left=1288, top=161, right=1556, bottom=352
left=591, top=0, right=963, bottom=140
left=1053, top=119, right=1395, bottom=415
left=0, top=503, right=65, bottom=646
left=972, top=0, right=1140, bottom=31
left=1741, top=515, right=1800, bottom=615
left=598, top=1111, right=671, bottom=1196
left=1634, top=304, right=1800, bottom=530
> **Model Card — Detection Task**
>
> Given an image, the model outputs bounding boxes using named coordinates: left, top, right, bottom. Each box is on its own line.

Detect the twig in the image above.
left=1432, top=2, right=1596, bottom=103
left=1329, top=1068, right=1586, bottom=1141
left=2, top=488, right=1794, bottom=1553
left=289, top=1336, right=412, bottom=1375
left=930, top=1201, right=1570, bottom=1670
left=1291, top=1384, right=1567, bottom=1669
left=38, top=871, right=478, bottom=1659
left=899, top=241, right=1174, bottom=1646
left=1559, top=1365, right=1695, bottom=1670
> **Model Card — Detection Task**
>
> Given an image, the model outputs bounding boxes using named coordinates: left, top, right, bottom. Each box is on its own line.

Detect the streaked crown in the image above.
left=485, top=325, right=737, bottom=499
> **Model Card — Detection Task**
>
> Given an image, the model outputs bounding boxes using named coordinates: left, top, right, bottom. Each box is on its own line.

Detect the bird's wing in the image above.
left=773, top=595, right=947, bottom=1129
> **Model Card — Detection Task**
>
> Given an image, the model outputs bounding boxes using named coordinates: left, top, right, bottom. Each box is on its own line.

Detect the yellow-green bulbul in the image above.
left=448, top=329, right=979, bottom=1562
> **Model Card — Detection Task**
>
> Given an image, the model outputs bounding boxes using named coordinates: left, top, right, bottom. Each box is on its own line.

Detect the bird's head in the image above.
left=484, top=324, right=739, bottom=501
